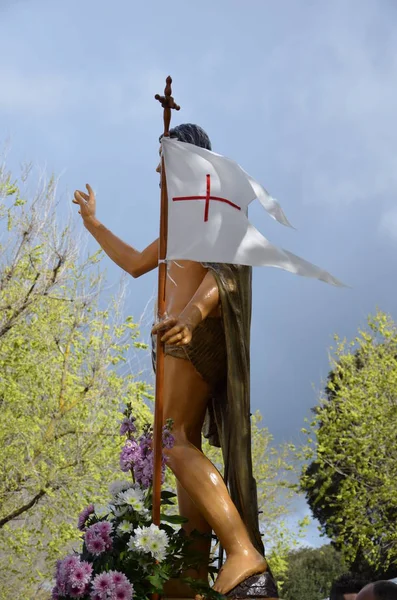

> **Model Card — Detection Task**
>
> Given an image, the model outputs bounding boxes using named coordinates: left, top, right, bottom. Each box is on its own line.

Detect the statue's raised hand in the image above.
left=151, top=316, right=193, bottom=346
left=73, top=184, right=96, bottom=222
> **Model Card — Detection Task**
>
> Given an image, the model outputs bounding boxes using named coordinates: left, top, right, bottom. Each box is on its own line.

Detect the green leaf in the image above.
left=160, top=490, right=177, bottom=500
left=160, top=513, right=188, bottom=524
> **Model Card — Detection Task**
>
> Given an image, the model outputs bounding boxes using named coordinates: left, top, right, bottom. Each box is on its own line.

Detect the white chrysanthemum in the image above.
left=132, top=500, right=145, bottom=513
left=128, top=527, right=149, bottom=553
left=147, top=523, right=169, bottom=561
left=127, top=537, right=135, bottom=552
left=94, top=504, right=111, bottom=518
left=129, top=524, right=169, bottom=561
left=117, top=520, right=134, bottom=535
left=129, top=526, right=151, bottom=553
left=109, top=480, right=133, bottom=498
left=110, top=505, right=128, bottom=518
left=117, top=486, right=144, bottom=504
left=148, top=537, right=168, bottom=561
left=117, top=487, right=147, bottom=513
left=147, top=522, right=169, bottom=541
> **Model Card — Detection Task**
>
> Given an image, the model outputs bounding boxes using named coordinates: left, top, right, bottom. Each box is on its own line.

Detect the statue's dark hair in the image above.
left=329, top=572, right=369, bottom=600
left=373, top=581, right=397, bottom=600
left=159, top=123, right=212, bottom=151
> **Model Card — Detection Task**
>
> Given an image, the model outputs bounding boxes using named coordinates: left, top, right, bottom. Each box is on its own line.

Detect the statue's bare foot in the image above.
left=213, top=550, right=267, bottom=595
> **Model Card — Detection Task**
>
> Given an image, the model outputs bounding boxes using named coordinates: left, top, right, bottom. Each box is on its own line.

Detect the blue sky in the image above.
left=1, top=0, right=397, bottom=547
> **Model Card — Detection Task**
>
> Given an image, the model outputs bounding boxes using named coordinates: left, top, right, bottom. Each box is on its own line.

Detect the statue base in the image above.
left=163, top=571, right=280, bottom=599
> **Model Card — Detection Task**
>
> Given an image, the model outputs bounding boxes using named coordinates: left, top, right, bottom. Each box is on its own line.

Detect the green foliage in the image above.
left=281, top=545, right=346, bottom=600
left=265, top=516, right=311, bottom=588
left=300, top=311, right=397, bottom=577
left=0, top=163, right=152, bottom=599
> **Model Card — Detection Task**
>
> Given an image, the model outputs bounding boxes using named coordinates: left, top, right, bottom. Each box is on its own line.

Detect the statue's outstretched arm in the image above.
left=73, top=183, right=158, bottom=278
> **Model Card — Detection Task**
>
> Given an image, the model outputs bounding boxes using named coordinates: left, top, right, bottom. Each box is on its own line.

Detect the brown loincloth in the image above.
left=151, top=317, right=227, bottom=389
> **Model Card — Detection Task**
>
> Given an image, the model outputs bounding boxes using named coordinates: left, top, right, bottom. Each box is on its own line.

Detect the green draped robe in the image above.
left=203, top=263, right=264, bottom=556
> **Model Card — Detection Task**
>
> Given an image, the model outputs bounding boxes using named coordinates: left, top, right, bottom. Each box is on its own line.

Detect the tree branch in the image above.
left=0, top=271, right=40, bottom=338
left=0, top=489, right=46, bottom=528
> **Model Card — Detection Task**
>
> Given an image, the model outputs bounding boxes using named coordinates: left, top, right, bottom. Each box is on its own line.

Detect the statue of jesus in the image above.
left=73, top=123, right=279, bottom=599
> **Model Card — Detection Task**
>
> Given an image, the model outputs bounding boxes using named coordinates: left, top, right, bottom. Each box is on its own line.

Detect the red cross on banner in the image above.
left=172, top=174, right=241, bottom=222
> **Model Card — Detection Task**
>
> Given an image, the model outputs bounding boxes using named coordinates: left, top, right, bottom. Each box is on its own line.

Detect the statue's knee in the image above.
left=163, top=430, right=188, bottom=462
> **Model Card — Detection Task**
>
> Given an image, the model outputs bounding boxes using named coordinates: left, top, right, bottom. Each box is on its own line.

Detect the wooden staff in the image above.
left=152, top=76, right=180, bottom=526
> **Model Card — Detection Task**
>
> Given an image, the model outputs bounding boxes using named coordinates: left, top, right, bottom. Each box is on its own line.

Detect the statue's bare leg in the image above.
left=177, top=472, right=212, bottom=580
left=163, top=480, right=212, bottom=598
left=176, top=481, right=212, bottom=577
left=163, top=355, right=267, bottom=595
left=163, top=369, right=211, bottom=598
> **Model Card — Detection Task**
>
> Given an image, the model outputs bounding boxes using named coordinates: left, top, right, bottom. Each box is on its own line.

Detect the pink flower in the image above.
left=53, top=556, right=93, bottom=599
left=98, top=521, right=112, bottom=533
left=115, top=585, right=133, bottom=600
left=93, top=572, right=113, bottom=591
left=70, top=564, right=92, bottom=586
left=91, top=572, right=115, bottom=598
left=85, top=522, right=113, bottom=556
left=77, top=504, right=95, bottom=531
left=86, top=536, right=106, bottom=555
left=69, top=584, right=87, bottom=598
left=63, top=555, right=80, bottom=572
left=81, top=561, right=93, bottom=576
left=85, top=528, right=94, bottom=543
left=97, top=521, right=112, bottom=537
left=110, top=571, right=126, bottom=586
left=109, top=571, right=134, bottom=600
left=85, top=570, right=134, bottom=600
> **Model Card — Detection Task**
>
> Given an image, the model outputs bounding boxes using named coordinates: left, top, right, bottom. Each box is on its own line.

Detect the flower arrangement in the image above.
left=51, top=409, right=220, bottom=600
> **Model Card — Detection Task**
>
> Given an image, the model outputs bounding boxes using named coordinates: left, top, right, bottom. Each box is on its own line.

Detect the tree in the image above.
left=300, top=312, right=397, bottom=578
left=281, top=545, right=346, bottom=600
left=0, top=160, right=152, bottom=599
